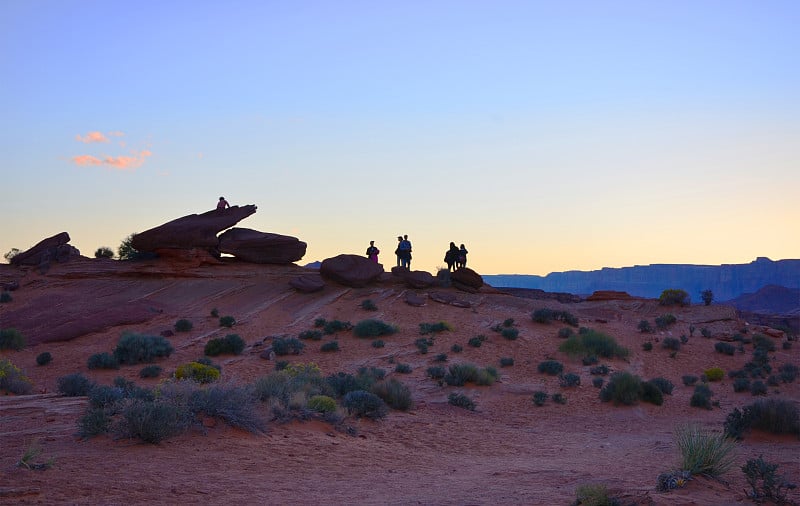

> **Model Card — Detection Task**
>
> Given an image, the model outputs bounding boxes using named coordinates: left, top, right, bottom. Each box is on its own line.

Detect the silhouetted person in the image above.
left=217, top=196, right=230, bottom=210
left=395, top=236, right=403, bottom=267
left=398, top=235, right=412, bottom=269
left=445, top=242, right=459, bottom=271
left=457, top=244, right=468, bottom=269
left=366, top=241, right=380, bottom=263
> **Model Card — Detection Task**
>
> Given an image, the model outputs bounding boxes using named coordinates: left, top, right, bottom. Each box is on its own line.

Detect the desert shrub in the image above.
left=195, top=357, right=221, bottom=372
left=767, top=375, right=780, bottom=387
left=501, top=327, right=519, bottom=340
left=116, top=398, right=191, bottom=444
left=307, top=395, right=337, bottom=413
left=733, top=377, right=751, bottom=393
left=320, top=341, right=339, bottom=352
left=94, top=246, right=114, bottom=259
left=0, top=328, right=25, bottom=350
left=552, top=393, right=567, bottom=404
left=325, top=368, right=382, bottom=398
left=704, top=367, right=724, bottom=382
left=451, top=344, right=463, bottom=353
left=599, top=372, right=643, bottom=406
left=637, top=320, right=653, bottom=333
left=700, top=327, right=712, bottom=338
left=421, top=368, right=444, bottom=384
left=724, top=399, right=800, bottom=439
left=415, top=337, right=432, bottom=354
left=592, top=377, right=604, bottom=388
left=659, top=289, right=690, bottom=306
left=662, top=337, right=681, bottom=351
left=778, top=363, right=798, bottom=383
left=298, top=330, right=323, bottom=340
left=674, top=424, right=736, bottom=477
left=701, top=289, right=714, bottom=306
left=655, top=314, right=677, bottom=330
left=371, top=339, right=384, bottom=348
left=314, top=318, right=327, bottom=328
left=648, top=377, right=674, bottom=395
left=640, top=381, right=664, bottom=405
left=690, top=385, right=713, bottom=410
left=559, top=330, right=629, bottom=359
left=78, top=407, right=112, bottom=438
left=185, top=382, right=265, bottom=433
left=139, top=365, right=162, bottom=378
left=174, top=319, right=193, bottom=332
left=113, top=332, right=173, bottom=364
left=175, top=362, right=220, bottom=383
left=371, top=378, right=412, bottom=411
left=342, top=390, right=387, bottom=419
left=642, top=342, right=653, bottom=351
left=419, top=321, right=451, bottom=335
left=445, top=363, right=497, bottom=386
left=204, top=334, right=246, bottom=356
left=57, top=373, right=94, bottom=396
left=88, top=352, right=120, bottom=370
left=590, top=365, right=609, bottom=376
left=682, top=375, right=699, bottom=386
left=394, top=363, right=412, bottom=374
left=467, top=335, right=485, bottom=348
left=714, top=342, right=736, bottom=356
left=219, top=315, right=236, bottom=328
left=537, top=360, right=564, bottom=376
left=36, top=352, right=52, bottom=366
left=499, top=357, right=514, bottom=367
left=0, top=358, right=33, bottom=395
left=271, top=337, right=305, bottom=356
left=210, top=308, right=219, bottom=317
left=117, top=233, right=139, bottom=260
left=680, top=334, right=688, bottom=344
left=354, top=319, right=397, bottom=338
left=433, top=353, right=448, bottom=362
left=753, top=334, right=775, bottom=352
left=87, top=385, right=125, bottom=408
left=742, top=455, right=796, bottom=503
left=750, top=380, right=767, bottom=396
left=360, top=299, right=377, bottom=311
left=0, top=292, right=11, bottom=303
left=574, top=483, right=617, bottom=506
left=582, top=355, right=598, bottom=366
left=532, top=308, right=578, bottom=326
left=532, top=391, right=548, bottom=406
left=559, top=373, right=581, bottom=387
left=558, top=327, right=574, bottom=338
left=253, top=372, right=293, bottom=405
left=448, top=392, right=475, bottom=410
left=322, top=319, right=352, bottom=334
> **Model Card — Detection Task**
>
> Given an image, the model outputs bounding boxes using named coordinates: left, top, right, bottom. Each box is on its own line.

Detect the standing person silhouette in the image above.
left=445, top=242, right=459, bottom=271
left=398, top=235, right=412, bottom=269
left=457, top=244, right=468, bottom=269
left=395, top=236, right=403, bottom=267
left=366, top=241, right=380, bottom=263
left=216, top=197, right=230, bottom=210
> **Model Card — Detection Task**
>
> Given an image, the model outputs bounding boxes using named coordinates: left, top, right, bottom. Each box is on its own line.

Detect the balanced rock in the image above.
left=402, top=270, right=436, bottom=289
left=10, top=232, right=83, bottom=266
left=219, top=228, right=306, bottom=264
left=451, top=267, right=483, bottom=291
left=132, top=205, right=257, bottom=253
left=289, top=275, right=325, bottom=293
left=320, top=254, right=384, bottom=288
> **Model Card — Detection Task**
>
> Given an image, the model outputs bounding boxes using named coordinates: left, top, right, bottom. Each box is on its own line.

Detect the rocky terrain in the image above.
left=1, top=255, right=798, bottom=505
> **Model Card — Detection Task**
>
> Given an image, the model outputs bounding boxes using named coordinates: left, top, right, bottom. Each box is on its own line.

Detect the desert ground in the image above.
left=1, top=259, right=798, bottom=505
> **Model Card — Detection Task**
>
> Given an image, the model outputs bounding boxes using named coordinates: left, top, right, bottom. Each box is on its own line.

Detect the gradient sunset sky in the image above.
left=2, top=1, right=798, bottom=275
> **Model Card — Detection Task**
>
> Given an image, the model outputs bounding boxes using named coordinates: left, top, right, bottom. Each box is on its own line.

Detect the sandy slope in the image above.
left=0, top=260, right=798, bottom=505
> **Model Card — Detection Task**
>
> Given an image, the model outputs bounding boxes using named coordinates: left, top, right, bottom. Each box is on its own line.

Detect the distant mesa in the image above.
left=320, top=254, right=383, bottom=287
left=10, top=231, right=85, bottom=267
left=585, top=290, right=637, bottom=302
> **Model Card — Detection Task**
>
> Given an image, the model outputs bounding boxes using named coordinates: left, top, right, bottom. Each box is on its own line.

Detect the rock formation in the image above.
left=289, top=274, right=325, bottom=293
left=451, top=267, right=483, bottom=293
left=320, top=254, right=384, bottom=287
left=10, top=232, right=83, bottom=266
left=219, top=228, right=306, bottom=264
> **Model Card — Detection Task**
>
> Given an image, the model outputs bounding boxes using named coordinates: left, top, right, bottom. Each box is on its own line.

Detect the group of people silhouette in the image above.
left=364, top=236, right=468, bottom=272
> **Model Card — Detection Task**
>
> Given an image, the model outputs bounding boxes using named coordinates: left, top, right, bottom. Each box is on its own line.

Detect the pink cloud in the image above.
left=71, top=150, right=152, bottom=170
left=76, top=131, right=110, bottom=143
left=72, top=154, right=103, bottom=166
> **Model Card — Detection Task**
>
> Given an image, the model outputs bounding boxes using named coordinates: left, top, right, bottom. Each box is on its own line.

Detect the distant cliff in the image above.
left=484, top=257, right=800, bottom=301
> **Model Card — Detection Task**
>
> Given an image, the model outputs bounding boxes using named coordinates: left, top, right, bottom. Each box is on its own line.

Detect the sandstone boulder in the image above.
left=10, top=232, right=83, bottom=266
left=430, top=291, right=456, bottom=305
left=219, top=228, right=306, bottom=264
left=320, top=254, right=384, bottom=288
left=451, top=267, right=483, bottom=291
left=405, top=292, right=426, bottom=307
left=400, top=270, right=436, bottom=289
left=131, top=205, right=257, bottom=253
left=289, top=275, right=325, bottom=293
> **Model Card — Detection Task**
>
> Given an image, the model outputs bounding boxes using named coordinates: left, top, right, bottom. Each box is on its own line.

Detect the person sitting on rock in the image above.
left=217, top=197, right=230, bottom=210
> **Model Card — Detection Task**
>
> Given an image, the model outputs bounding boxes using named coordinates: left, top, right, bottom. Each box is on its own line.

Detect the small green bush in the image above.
left=371, top=378, right=412, bottom=411
left=210, top=308, right=219, bottom=317
left=360, top=299, right=378, bottom=311
left=559, top=373, right=581, bottom=387
left=298, top=330, right=323, bottom=340
left=705, top=367, right=724, bottom=382
left=701, top=289, right=714, bottom=306
left=642, top=342, right=653, bottom=351
left=590, top=365, right=609, bottom=376
left=322, top=319, right=352, bottom=334
left=662, top=337, right=681, bottom=351
left=448, top=392, right=475, bottom=410
left=36, top=352, right=53, bottom=366
left=0, top=358, right=33, bottom=395
left=320, top=341, right=339, bottom=352
left=57, top=373, right=94, bottom=397
left=592, top=377, right=604, bottom=388
left=638, top=320, right=654, bottom=333
left=648, top=377, right=674, bottom=395
left=116, top=398, right=191, bottom=444
left=175, top=362, right=221, bottom=383
left=574, top=484, right=616, bottom=506
left=552, top=393, right=567, bottom=405
left=353, top=319, right=397, bottom=338
left=419, top=321, right=451, bottom=335
left=558, top=327, right=574, bottom=339
left=659, top=289, right=690, bottom=306
left=415, top=337, right=432, bottom=354
left=500, top=327, right=519, bottom=340
left=655, top=314, right=677, bottom=329
left=715, top=342, right=736, bottom=356
left=742, top=455, right=796, bottom=503
left=640, top=381, right=664, bottom=405
left=558, top=330, right=629, bottom=359
left=139, top=365, right=162, bottom=378
left=499, top=357, right=514, bottom=367
left=219, top=315, right=236, bottom=328
left=342, top=390, right=388, bottom=419
left=675, top=424, right=736, bottom=477
left=174, top=319, right=193, bottom=332
left=682, top=375, right=699, bottom=386
left=778, top=363, right=798, bottom=383
left=0, top=292, right=12, bottom=303
left=750, top=380, right=767, bottom=396
left=724, top=398, right=800, bottom=439
left=426, top=366, right=446, bottom=380
left=371, top=339, right=384, bottom=348
left=599, top=372, right=643, bottom=406
left=204, top=334, right=246, bottom=356
left=113, top=332, right=173, bottom=364
left=307, top=395, right=337, bottom=413
left=88, top=385, right=124, bottom=408
left=690, top=385, right=713, bottom=409
left=537, top=360, right=563, bottom=376
left=733, top=377, right=751, bottom=392
left=0, top=328, right=25, bottom=350
left=532, top=391, right=548, bottom=406
left=78, top=407, right=112, bottom=438
left=532, top=308, right=578, bottom=326
left=87, top=352, right=120, bottom=370
left=451, top=344, right=463, bottom=353
left=271, top=337, right=305, bottom=356
left=467, top=335, right=485, bottom=348
left=433, top=353, right=448, bottom=362
left=395, top=363, right=412, bottom=374
left=444, top=363, right=497, bottom=386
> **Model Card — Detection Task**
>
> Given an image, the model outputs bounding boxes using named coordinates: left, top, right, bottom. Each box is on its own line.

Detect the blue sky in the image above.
left=1, top=1, right=798, bottom=274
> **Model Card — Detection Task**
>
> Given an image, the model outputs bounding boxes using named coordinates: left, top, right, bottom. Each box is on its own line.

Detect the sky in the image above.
left=1, top=0, right=798, bottom=275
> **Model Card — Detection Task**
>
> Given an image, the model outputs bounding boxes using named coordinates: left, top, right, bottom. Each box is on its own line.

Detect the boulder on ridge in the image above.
left=451, top=267, right=483, bottom=291
left=219, top=228, right=306, bottom=264
left=320, top=254, right=384, bottom=288
left=10, top=232, right=83, bottom=266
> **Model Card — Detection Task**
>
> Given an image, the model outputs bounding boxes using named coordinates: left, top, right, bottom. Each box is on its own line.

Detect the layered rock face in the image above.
left=219, top=228, right=306, bottom=264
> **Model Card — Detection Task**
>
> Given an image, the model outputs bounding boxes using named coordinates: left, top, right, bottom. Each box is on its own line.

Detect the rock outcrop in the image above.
left=451, top=267, right=483, bottom=292
left=320, top=254, right=384, bottom=288
left=10, top=232, right=83, bottom=266
left=393, top=268, right=436, bottom=289
left=289, top=275, right=325, bottom=293
left=219, top=228, right=306, bottom=264
left=132, top=205, right=257, bottom=253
